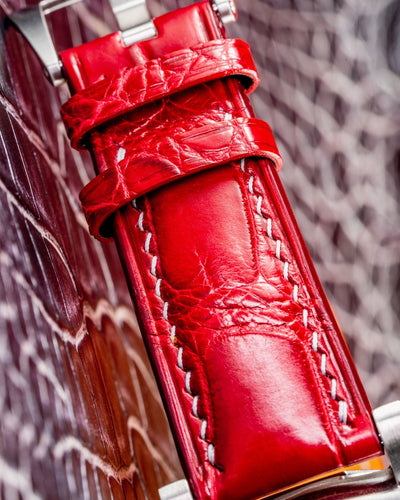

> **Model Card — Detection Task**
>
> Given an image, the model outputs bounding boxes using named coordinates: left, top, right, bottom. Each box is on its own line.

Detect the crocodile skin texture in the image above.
left=61, top=38, right=259, bottom=149
left=60, top=1, right=382, bottom=499
left=0, top=1, right=183, bottom=498
left=80, top=116, right=281, bottom=239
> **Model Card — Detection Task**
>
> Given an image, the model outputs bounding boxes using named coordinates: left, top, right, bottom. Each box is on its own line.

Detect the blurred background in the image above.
left=0, top=0, right=399, bottom=498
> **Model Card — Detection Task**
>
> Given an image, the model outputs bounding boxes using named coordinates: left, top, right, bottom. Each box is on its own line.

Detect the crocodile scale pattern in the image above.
left=60, top=2, right=382, bottom=499
left=0, top=1, right=183, bottom=498
left=79, top=116, right=281, bottom=239
left=61, top=38, right=259, bottom=149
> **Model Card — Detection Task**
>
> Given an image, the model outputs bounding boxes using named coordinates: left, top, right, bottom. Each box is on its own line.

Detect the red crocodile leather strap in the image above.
left=61, top=38, right=258, bottom=150
left=60, top=2, right=382, bottom=499
left=79, top=117, right=281, bottom=239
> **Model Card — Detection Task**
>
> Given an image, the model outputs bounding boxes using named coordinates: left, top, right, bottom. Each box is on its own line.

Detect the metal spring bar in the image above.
left=7, top=0, right=237, bottom=86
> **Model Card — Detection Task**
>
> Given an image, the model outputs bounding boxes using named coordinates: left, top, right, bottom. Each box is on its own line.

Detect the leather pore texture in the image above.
left=80, top=116, right=281, bottom=239
left=60, top=1, right=382, bottom=499
left=61, top=38, right=259, bottom=150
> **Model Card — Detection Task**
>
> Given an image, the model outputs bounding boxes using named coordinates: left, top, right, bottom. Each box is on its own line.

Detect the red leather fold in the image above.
left=60, top=1, right=382, bottom=499
left=80, top=117, right=282, bottom=239
left=61, top=38, right=259, bottom=150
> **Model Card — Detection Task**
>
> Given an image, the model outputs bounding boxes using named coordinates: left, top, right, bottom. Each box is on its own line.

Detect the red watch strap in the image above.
left=60, top=2, right=382, bottom=499
left=61, top=38, right=259, bottom=150
left=80, top=117, right=282, bottom=239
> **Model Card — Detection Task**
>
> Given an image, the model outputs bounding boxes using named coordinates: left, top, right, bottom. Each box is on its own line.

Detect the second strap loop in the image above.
left=80, top=117, right=282, bottom=239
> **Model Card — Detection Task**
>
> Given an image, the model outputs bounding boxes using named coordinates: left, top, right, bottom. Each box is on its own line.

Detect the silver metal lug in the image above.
left=7, top=0, right=237, bottom=85
left=269, top=469, right=395, bottom=500
left=348, top=489, right=400, bottom=500
left=269, top=401, right=400, bottom=499
left=7, top=0, right=156, bottom=85
left=374, top=401, right=400, bottom=485
left=159, top=479, right=193, bottom=500
left=7, top=0, right=83, bottom=85
left=109, top=0, right=157, bottom=46
left=211, top=0, right=237, bottom=25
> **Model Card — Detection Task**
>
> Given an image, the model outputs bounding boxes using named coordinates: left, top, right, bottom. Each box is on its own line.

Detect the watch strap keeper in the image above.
left=61, top=38, right=259, bottom=150
left=79, top=116, right=282, bottom=239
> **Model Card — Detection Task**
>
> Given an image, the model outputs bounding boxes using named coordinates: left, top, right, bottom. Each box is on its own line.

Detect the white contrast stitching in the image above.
left=177, top=347, right=184, bottom=370
left=126, top=144, right=217, bottom=468
left=331, top=378, right=337, bottom=400
left=321, top=353, right=327, bottom=376
left=117, top=146, right=126, bottom=163
left=144, top=232, right=152, bottom=252
left=163, top=302, right=169, bottom=321
left=192, top=396, right=200, bottom=418
left=170, top=325, right=176, bottom=344
left=293, top=284, right=299, bottom=302
left=312, top=331, right=319, bottom=352
left=200, top=420, right=207, bottom=440
left=266, top=218, right=273, bottom=239
left=302, top=309, right=308, bottom=328
left=150, top=255, right=158, bottom=277
left=207, top=444, right=216, bottom=466
left=339, top=401, right=348, bottom=425
left=283, top=261, right=289, bottom=281
left=155, top=278, right=162, bottom=298
left=185, top=372, right=192, bottom=395
left=242, top=158, right=348, bottom=426
left=275, top=239, right=281, bottom=260
left=248, top=175, right=255, bottom=194
left=138, top=211, right=144, bottom=231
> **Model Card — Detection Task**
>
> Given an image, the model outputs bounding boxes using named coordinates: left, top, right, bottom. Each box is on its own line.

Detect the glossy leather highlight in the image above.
left=80, top=117, right=281, bottom=239
left=60, top=1, right=382, bottom=498
left=61, top=38, right=259, bottom=150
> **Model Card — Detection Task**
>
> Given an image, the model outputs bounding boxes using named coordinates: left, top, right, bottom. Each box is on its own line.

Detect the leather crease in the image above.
left=59, top=1, right=382, bottom=499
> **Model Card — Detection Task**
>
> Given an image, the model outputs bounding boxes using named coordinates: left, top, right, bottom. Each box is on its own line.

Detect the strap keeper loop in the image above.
left=80, top=117, right=282, bottom=240
left=61, top=38, right=260, bottom=150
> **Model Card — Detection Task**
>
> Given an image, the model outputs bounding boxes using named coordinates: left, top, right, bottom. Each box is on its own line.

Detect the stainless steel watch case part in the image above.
left=7, top=0, right=155, bottom=85
left=159, top=400, right=400, bottom=500
left=109, top=0, right=156, bottom=46
left=349, top=490, right=400, bottom=500
left=373, top=401, right=400, bottom=485
left=158, top=470, right=398, bottom=500
left=268, top=470, right=396, bottom=500
left=211, top=0, right=237, bottom=25
left=6, top=0, right=74, bottom=85
left=6, top=0, right=237, bottom=86
left=159, top=479, right=193, bottom=500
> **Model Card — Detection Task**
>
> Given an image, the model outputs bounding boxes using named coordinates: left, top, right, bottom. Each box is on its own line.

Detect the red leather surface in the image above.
left=61, top=38, right=259, bottom=149
left=79, top=117, right=281, bottom=239
left=60, top=1, right=382, bottom=499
